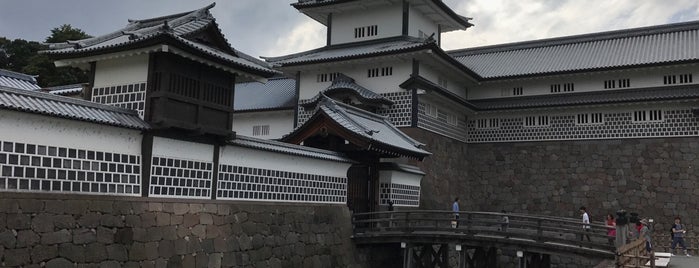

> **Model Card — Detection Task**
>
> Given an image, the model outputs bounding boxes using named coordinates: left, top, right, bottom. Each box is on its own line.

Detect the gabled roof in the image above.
left=283, top=97, right=430, bottom=160
left=469, top=85, right=699, bottom=111
left=399, top=75, right=475, bottom=110
left=302, top=74, right=393, bottom=108
left=0, top=69, right=40, bottom=91
left=0, top=86, right=149, bottom=130
left=450, top=20, right=699, bottom=80
left=229, top=135, right=354, bottom=163
left=292, top=0, right=472, bottom=32
left=43, top=3, right=277, bottom=79
left=234, top=76, right=297, bottom=112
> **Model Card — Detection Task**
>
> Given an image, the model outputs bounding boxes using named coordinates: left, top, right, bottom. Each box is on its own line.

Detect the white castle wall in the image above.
left=232, top=110, right=295, bottom=139
left=93, top=54, right=149, bottom=88
left=331, top=4, right=402, bottom=45
left=408, top=3, right=439, bottom=40
left=149, top=137, right=214, bottom=199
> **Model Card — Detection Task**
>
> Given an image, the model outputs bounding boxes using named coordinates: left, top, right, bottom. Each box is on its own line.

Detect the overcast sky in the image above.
left=2, top=0, right=699, bottom=58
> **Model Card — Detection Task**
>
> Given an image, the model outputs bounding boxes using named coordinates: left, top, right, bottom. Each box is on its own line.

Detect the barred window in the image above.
left=252, top=125, right=270, bottom=136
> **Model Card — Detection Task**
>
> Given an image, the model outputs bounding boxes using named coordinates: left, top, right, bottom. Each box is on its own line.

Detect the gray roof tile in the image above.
left=0, top=86, right=149, bottom=129
left=229, top=135, right=354, bottom=163
left=234, top=77, right=297, bottom=111
left=303, top=74, right=393, bottom=108
left=450, top=21, right=699, bottom=79
left=0, top=69, right=40, bottom=90
left=45, top=83, right=85, bottom=96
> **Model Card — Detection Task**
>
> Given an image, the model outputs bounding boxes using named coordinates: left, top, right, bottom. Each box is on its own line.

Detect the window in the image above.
left=354, top=25, right=378, bottom=38
left=476, top=118, right=500, bottom=129
left=633, top=110, right=663, bottom=123
left=424, top=103, right=457, bottom=126
left=550, top=84, right=561, bottom=93
left=252, top=125, right=270, bottom=136
left=438, top=77, right=448, bottom=88
left=513, top=87, right=523, bottom=96
left=524, top=116, right=549, bottom=127
left=316, top=73, right=339, bottom=83
left=563, top=83, right=574, bottom=92
left=368, top=67, right=392, bottom=78
left=664, top=74, right=693, bottom=85
left=576, top=113, right=604, bottom=125
left=424, top=103, right=437, bottom=117
left=618, top=79, right=630, bottom=88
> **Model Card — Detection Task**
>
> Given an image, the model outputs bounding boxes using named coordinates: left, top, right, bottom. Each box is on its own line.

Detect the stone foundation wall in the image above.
left=0, top=193, right=368, bottom=268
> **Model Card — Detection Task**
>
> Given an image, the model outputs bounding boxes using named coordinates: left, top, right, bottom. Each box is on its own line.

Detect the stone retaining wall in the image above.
left=0, top=193, right=369, bottom=268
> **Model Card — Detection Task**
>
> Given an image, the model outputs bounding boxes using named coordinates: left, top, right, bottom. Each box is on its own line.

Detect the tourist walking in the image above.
left=580, top=206, right=591, bottom=242
left=671, top=217, right=691, bottom=256
left=639, top=219, right=652, bottom=254
left=500, top=210, right=509, bottom=232
left=606, top=214, right=616, bottom=245
left=452, top=198, right=460, bottom=228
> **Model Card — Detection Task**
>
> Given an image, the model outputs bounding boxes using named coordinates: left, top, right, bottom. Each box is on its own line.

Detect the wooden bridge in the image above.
left=352, top=210, right=618, bottom=268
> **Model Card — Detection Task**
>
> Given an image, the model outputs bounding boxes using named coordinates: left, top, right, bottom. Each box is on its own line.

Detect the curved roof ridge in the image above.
left=128, top=3, right=216, bottom=24
left=0, top=69, right=37, bottom=84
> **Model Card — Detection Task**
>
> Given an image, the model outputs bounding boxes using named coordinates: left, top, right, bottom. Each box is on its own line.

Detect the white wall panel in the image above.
left=93, top=54, right=149, bottom=88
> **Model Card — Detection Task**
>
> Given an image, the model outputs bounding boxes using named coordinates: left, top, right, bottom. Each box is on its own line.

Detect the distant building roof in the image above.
left=469, top=85, right=699, bottom=110
left=43, top=3, right=277, bottom=79
left=450, top=20, right=699, bottom=80
left=283, top=96, right=431, bottom=160
left=292, top=0, right=472, bottom=32
left=0, top=86, right=149, bottom=130
left=0, top=69, right=40, bottom=90
left=228, top=135, right=354, bottom=163
left=234, top=76, right=297, bottom=112
left=44, top=83, right=85, bottom=96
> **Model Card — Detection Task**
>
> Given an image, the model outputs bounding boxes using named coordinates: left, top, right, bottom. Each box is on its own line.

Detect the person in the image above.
left=500, top=210, right=509, bottom=233
left=606, top=214, right=617, bottom=245
left=639, top=219, right=652, bottom=255
left=387, top=200, right=394, bottom=211
left=580, top=206, right=591, bottom=242
left=452, top=198, right=460, bottom=228
left=671, top=216, right=691, bottom=257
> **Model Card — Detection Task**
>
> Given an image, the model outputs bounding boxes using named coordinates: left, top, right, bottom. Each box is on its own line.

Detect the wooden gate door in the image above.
left=347, top=164, right=370, bottom=213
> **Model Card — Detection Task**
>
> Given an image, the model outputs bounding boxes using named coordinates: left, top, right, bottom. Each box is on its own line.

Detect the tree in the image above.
left=45, top=24, right=91, bottom=43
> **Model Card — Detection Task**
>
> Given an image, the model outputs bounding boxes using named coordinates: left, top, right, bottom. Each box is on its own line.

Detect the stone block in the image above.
left=148, top=203, right=163, bottom=212
left=114, top=228, right=134, bottom=245
left=0, top=229, right=17, bottom=248
left=42, top=229, right=72, bottom=244
left=4, top=247, right=30, bottom=266
left=46, top=258, right=74, bottom=268
left=31, top=244, right=58, bottom=263
left=182, top=254, right=195, bottom=267
left=132, top=228, right=148, bottom=242
left=212, top=215, right=224, bottom=226
left=166, top=255, right=182, bottom=268
left=18, top=199, right=43, bottom=213
left=156, top=212, right=171, bottom=226
left=172, top=203, right=189, bottom=215
left=128, top=242, right=147, bottom=261
left=89, top=200, right=113, bottom=214
left=251, top=234, right=265, bottom=249
left=0, top=200, right=19, bottom=213
left=191, top=225, right=206, bottom=239
left=77, top=213, right=101, bottom=228
left=123, top=262, right=140, bottom=268
left=31, top=213, right=55, bottom=233
left=225, top=237, right=240, bottom=252
left=16, top=229, right=40, bottom=247
left=52, top=215, right=75, bottom=229
left=208, top=253, right=222, bottom=268
left=216, top=204, right=230, bottom=216
left=213, top=237, right=227, bottom=252
left=161, top=226, right=178, bottom=240
left=238, top=234, right=252, bottom=251
left=131, top=203, right=148, bottom=214
left=140, top=212, right=156, bottom=228
left=189, top=204, right=203, bottom=214
left=170, top=215, right=183, bottom=225
left=145, top=241, right=159, bottom=260
left=63, top=200, right=89, bottom=215
left=7, top=214, right=31, bottom=230
left=100, top=215, right=124, bottom=228
left=174, top=239, right=187, bottom=255
left=203, top=204, right=217, bottom=214
left=59, top=243, right=85, bottom=262
left=84, top=243, right=108, bottom=263
left=73, top=228, right=97, bottom=244
left=106, top=244, right=128, bottom=261
left=124, top=215, right=141, bottom=227
left=201, top=238, right=214, bottom=252
left=145, top=227, right=163, bottom=242
left=199, top=213, right=213, bottom=225
left=158, top=239, right=175, bottom=258
left=195, top=253, right=208, bottom=268
left=182, top=214, right=198, bottom=228
left=99, top=261, right=121, bottom=268
left=114, top=201, right=132, bottom=215
left=96, top=227, right=114, bottom=244
left=205, top=225, right=220, bottom=239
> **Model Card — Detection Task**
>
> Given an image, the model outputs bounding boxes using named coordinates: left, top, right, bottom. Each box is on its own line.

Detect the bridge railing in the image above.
left=352, top=210, right=615, bottom=252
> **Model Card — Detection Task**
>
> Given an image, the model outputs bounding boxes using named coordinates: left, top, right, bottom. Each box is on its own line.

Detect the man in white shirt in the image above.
left=580, top=206, right=591, bottom=242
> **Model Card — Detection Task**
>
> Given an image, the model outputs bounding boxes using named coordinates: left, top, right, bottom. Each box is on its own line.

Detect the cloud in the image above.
left=265, top=19, right=325, bottom=57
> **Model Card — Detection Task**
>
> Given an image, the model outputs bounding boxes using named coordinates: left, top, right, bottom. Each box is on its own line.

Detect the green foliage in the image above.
left=0, top=24, right=91, bottom=87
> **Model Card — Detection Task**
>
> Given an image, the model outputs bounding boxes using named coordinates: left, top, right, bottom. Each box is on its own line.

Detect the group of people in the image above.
left=451, top=198, right=509, bottom=231
left=583, top=206, right=692, bottom=257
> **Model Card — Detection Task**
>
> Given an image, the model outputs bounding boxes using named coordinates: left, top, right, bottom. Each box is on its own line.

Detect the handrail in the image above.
left=352, top=210, right=616, bottom=257
left=616, top=238, right=654, bottom=268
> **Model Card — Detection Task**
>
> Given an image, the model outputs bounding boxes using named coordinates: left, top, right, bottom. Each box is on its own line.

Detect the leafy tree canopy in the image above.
left=46, top=24, right=91, bottom=43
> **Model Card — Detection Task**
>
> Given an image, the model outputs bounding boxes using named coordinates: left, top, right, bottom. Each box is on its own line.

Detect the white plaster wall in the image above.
left=152, top=137, right=213, bottom=162
left=93, top=54, right=149, bottom=88
left=379, top=169, right=423, bottom=186
left=331, top=5, right=402, bottom=45
left=298, top=59, right=413, bottom=100
left=408, top=5, right=439, bottom=39
left=232, top=110, right=295, bottom=139
left=420, top=64, right=467, bottom=99
left=469, top=64, right=699, bottom=100
left=0, top=110, right=142, bottom=154
left=220, top=146, right=351, bottom=178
